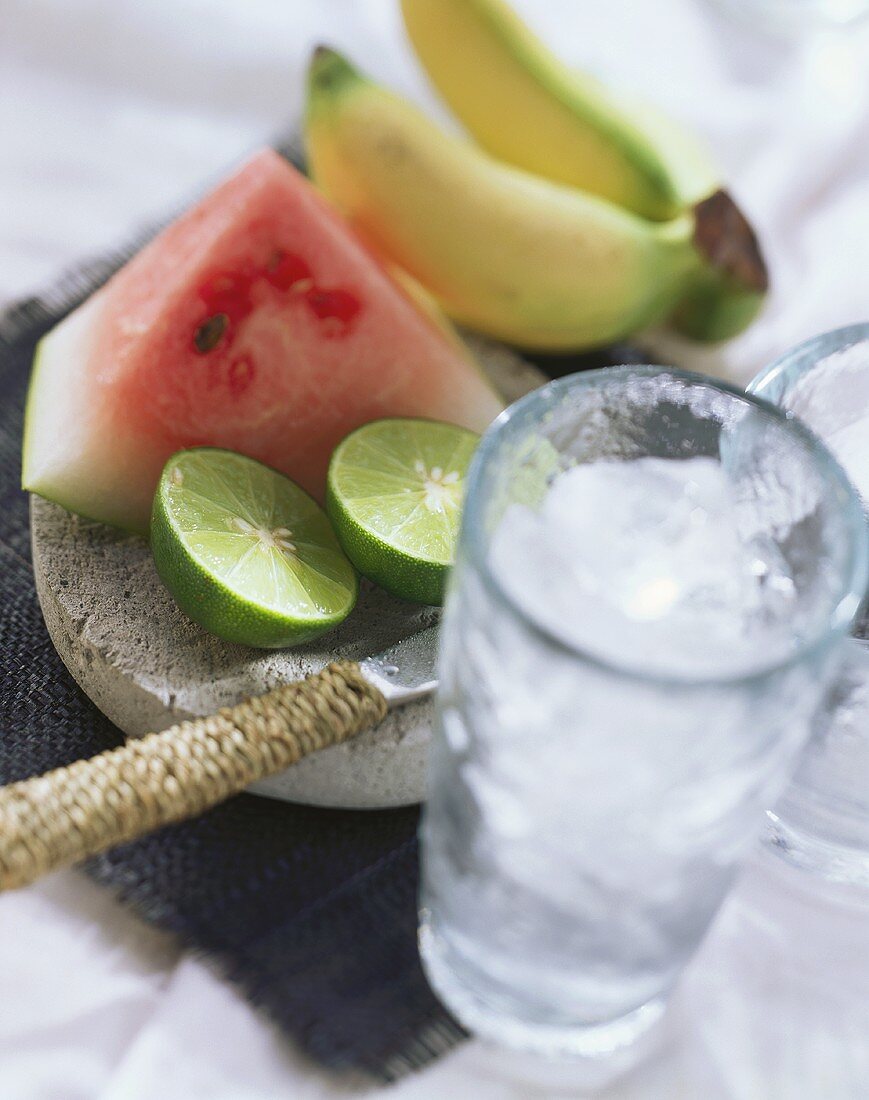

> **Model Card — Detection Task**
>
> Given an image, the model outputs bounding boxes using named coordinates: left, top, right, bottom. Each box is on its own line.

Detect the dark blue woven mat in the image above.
left=0, top=147, right=648, bottom=1083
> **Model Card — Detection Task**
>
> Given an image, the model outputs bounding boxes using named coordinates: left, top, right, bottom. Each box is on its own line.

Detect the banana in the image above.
left=305, top=49, right=701, bottom=352
left=399, top=0, right=768, bottom=341
left=400, top=0, right=716, bottom=222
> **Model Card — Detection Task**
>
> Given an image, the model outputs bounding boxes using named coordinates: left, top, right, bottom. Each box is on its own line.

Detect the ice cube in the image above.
left=489, top=456, right=797, bottom=676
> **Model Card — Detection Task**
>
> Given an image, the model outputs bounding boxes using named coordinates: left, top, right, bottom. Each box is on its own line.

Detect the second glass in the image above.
left=419, top=367, right=867, bottom=1058
left=750, top=324, right=869, bottom=884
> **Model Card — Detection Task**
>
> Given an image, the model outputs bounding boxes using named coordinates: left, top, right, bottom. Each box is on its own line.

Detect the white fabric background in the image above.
left=2, top=1, right=869, bottom=1096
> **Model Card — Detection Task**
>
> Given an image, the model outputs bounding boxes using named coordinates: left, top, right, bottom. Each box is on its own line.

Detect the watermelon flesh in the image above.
left=23, top=149, right=502, bottom=532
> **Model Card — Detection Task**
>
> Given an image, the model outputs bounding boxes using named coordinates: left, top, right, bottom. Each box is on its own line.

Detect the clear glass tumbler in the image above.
left=749, top=324, right=869, bottom=884
left=419, top=367, right=867, bottom=1058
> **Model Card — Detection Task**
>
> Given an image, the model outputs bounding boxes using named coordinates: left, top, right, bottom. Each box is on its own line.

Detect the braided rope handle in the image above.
left=0, top=661, right=387, bottom=891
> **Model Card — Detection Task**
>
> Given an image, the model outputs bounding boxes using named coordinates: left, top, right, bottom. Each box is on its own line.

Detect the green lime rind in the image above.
left=151, top=448, right=358, bottom=648
left=326, top=418, right=479, bottom=606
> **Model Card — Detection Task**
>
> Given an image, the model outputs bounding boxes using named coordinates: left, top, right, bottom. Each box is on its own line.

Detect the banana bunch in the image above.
left=304, top=0, right=768, bottom=352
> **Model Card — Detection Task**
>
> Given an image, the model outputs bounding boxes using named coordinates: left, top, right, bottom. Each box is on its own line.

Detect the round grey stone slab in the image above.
left=31, top=341, right=545, bottom=809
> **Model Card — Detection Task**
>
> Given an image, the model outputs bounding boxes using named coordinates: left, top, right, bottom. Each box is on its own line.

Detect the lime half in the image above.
left=151, top=449, right=357, bottom=648
left=326, top=418, right=479, bottom=605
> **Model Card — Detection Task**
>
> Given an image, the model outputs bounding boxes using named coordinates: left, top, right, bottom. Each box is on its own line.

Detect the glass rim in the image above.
left=747, top=320, right=869, bottom=401
left=461, top=364, right=869, bottom=689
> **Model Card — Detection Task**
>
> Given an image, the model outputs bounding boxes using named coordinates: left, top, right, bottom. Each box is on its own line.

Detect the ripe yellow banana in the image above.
left=399, top=0, right=768, bottom=342
left=400, top=0, right=716, bottom=222
left=305, top=49, right=701, bottom=352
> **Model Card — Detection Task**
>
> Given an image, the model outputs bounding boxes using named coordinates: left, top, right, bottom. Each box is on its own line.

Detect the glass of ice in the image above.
left=749, top=324, right=869, bottom=884
left=419, top=366, right=867, bottom=1059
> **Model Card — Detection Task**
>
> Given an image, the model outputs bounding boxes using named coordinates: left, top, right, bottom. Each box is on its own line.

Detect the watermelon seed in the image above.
left=194, top=312, right=229, bottom=353
left=304, top=287, right=362, bottom=337
left=305, top=288, right=361, bottom=323
left=228, top=356, right=256, bottom=397
left=265, top=250, right=313, bottom=293
left=198, top=270, right=254, bottom=322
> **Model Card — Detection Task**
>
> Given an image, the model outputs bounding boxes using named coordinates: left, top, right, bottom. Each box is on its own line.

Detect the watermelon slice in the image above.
left=23, top=149, right=502, bottom=533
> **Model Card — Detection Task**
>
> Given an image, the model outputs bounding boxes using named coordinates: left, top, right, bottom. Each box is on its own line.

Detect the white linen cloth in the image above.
left=2, top=1, right=869, bottom=1096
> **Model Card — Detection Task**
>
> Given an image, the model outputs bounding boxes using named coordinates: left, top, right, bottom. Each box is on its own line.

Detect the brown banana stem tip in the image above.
left=693, top=189, right=769, bottom=293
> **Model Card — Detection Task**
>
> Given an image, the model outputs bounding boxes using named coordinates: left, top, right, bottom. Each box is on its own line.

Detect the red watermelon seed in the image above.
left=228, top=356, right=256, bottom=397
left=198, top=270, right=255, bottom=322
left=265, top=250, right=313, bottom=293
left=304, top=287, right=361, bottom=336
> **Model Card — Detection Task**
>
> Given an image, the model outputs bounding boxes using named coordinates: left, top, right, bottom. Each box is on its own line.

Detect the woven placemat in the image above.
left=0, top=143, right=648, bottom=1083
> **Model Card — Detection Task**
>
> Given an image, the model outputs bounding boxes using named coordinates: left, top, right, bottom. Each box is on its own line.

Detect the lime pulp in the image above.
left=151, top=448, right=357, bottom=647
left=326, top=418, right=479, bottom=605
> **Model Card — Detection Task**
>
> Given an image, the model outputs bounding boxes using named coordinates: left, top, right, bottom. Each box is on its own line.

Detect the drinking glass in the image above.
left=419, top=367, right=867, bottom=1058
left=750, top=324, right=869, bottom=884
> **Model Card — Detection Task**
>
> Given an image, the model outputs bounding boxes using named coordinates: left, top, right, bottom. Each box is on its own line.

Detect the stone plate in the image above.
left=31, top=341, right=545, bottom=809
